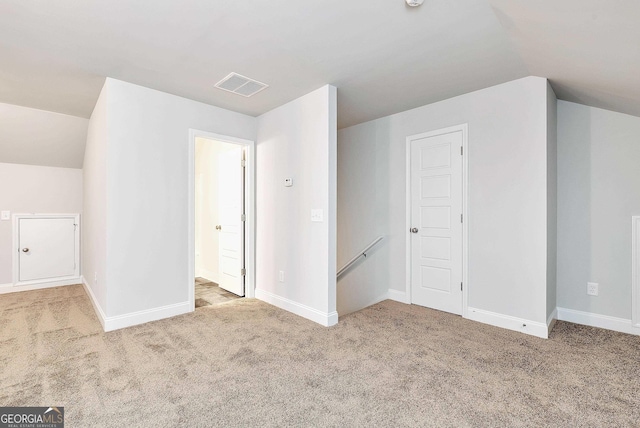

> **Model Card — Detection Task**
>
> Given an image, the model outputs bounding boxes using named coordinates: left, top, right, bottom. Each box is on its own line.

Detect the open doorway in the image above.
left=188, top=130, right=255, bottom=311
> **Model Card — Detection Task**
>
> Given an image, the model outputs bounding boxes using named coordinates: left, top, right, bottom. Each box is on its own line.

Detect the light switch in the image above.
left=311, top=209, right=323, bottom=222
left=284, top=178, right=293, bottom=187
left=0, top=211, right=10, bottom=221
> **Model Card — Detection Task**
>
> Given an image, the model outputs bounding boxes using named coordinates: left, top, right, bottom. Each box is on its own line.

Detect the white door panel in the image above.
left=218, top=147, right=245, bottom=296
left=19, top=217, right=77, bottom=282
left=410, top=130, right=463, bottom=315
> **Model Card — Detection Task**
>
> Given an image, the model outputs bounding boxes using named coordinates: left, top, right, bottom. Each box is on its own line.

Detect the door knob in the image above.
left=22, top=248, right=29, bottom=252
left=410, top=228, right=418, bottom=233
left=215, top=225, right=222, bottom=231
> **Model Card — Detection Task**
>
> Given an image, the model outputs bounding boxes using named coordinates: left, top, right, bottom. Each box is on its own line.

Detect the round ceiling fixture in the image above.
left=406, top=0, right=424, bottom=6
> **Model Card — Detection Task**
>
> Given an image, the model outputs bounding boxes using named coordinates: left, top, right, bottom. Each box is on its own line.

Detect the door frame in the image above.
left=405, top=124, right=469, bottom=318
left=633, top=216, right=640, bottom=328
left=188, top=129, right=256, bottom=311
left=12, top=213, right=81, bottom=287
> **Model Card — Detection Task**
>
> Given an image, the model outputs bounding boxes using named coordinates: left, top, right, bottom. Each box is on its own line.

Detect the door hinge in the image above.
left=460, top=214, right=463, bottom=223
left=461, top=146, right=463, bottom=156
left=241, top=159, right=246, bottom=167
left=461, top=282, right=463, bottom=291
left=241, top=214, right=246, bottom=222
left=241, top=268, right=246, bottom=276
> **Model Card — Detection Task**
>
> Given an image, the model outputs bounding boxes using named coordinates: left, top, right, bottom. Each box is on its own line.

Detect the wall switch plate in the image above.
left=587, top=282, right=599, bottom=296
left=278, top=271, right=285, bottom=282
left=311, top=209, right=323, bottom=222
left=284, top=178, right=293, bottom=187
left=0, top=211, right=10, bottom=221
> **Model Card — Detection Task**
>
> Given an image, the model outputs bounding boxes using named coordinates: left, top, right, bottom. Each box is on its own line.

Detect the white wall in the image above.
left=546, top=82, right=558, bottom=319
left=0, top=163, right=83, bottom=285
left=557, top=101, right=640, bottom=319
left=337, top=120, right=391, bottom=315
left=82, top=82, right=109, bottom=311
left=0, top=102, right=88, bottom=168
left=83, top=78, right=340, bottom=330
left=106, top=78, right=256, bottom=318
left=81, top=78, right=256, bottom=325
left=256, top=85, right=338, bottom=326
left=195, top=138, right=237, bottom=282
left=337, top=76, right=553, bottom=329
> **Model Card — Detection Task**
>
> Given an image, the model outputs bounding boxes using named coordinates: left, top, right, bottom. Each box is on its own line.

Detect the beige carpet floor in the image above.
left=1, top=285, right=639, bottom=427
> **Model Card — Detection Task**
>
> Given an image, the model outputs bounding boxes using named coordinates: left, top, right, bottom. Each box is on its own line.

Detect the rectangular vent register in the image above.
left=214, top=73, right=269, bottom=97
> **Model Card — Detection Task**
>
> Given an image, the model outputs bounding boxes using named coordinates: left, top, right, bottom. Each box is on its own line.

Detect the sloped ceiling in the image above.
left=0, top=102, right=88, bottom=168
left=489, top=0, right=640, bottom=118
left=0, top=0, right=637, bottom=142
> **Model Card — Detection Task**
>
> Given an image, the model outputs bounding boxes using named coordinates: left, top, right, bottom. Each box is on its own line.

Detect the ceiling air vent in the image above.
left=214, top=73, right=269, bottom=97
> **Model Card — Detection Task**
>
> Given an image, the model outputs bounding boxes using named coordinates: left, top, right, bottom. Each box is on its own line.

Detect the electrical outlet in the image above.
left=278, top=271, right=285, bottom=282
left=587, top=282, right=598, bottom=296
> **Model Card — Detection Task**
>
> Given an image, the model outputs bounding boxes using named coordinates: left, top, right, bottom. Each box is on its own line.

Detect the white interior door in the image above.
left=410, top=129, right=463, bottom=315
left=19, top=217, right=77, bottom=283
left=217, top=146, right=245, bottom=296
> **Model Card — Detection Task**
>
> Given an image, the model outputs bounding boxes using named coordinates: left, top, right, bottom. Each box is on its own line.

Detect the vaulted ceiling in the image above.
left=0, top=0, right=638, bottom=132
left=0, top=102, right=88, bottom=168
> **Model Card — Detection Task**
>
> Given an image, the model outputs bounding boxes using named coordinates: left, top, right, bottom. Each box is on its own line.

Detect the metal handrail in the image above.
left=336, top=236, right=384, bottom=279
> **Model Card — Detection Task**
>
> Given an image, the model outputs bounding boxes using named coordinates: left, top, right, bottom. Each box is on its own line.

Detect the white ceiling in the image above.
left=489, top=0, right=640, bottom=117
left=0, top=0, right=637, bottom=131
left=0, top=102, right=88, bottom=168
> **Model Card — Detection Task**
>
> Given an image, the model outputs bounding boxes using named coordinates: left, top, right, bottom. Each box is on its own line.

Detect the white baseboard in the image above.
left=547, top=307, right=558, bottom=335
left=198, top=269, right=219, bottom=283
left=388, top=289, right=410, bottom=304
left=0, top=277, right=80, bottom=295
left=81, top=276, right=107, bottom=330
left=466, top=307, right=548, bottom=339
left=556, top=307, right=640, bottom=336
left=366, top=291, right=391, bottom=308
left=255, top=288, right=338, bottom=327
left=104, top=301, right=192, bottom=332
left=337, top=291, right=389, bottom=317
left=81, top=276, right=192, bottom=332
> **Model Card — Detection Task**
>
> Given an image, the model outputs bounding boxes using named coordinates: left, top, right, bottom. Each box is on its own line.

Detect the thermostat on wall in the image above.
left=284, top=178, right=293, bottom=187
left=311, top=209, right=323, bottom=222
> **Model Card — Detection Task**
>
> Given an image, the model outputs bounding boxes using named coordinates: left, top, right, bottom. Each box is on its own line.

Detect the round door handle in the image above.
left=22, top=248, right=29, bottom=252
left=215, top=225, right=222, bottom=231
left=410, top=228, right=418, bottom=233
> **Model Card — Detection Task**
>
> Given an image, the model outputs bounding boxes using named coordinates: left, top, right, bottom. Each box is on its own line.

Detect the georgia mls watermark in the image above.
left=0, top=407, right=64, bottom=428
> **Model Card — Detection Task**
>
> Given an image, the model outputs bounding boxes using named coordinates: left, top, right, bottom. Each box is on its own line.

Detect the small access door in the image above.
left=217, top=147, right=245, bottom=296
left=409, top=128, right=464, bottom=315
left=17, top=216, right=79, bottom=284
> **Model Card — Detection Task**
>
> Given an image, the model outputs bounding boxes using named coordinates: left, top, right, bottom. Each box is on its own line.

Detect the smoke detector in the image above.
left=406, top=0, right=424, bottom=6
left=214, top=73, right=269, bottom=97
